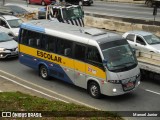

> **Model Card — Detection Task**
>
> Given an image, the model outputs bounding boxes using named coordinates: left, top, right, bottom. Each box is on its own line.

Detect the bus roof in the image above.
left=20, top=20, right=123, bottom=46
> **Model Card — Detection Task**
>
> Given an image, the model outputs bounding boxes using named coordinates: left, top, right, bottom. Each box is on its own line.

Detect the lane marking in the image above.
left=145, top=89, right=160, bottom=95
left=0, top=75, right=69, bottom=103
left=95, top=1, right=157, bottom=10
left=0, top=70, right=100, bottom=110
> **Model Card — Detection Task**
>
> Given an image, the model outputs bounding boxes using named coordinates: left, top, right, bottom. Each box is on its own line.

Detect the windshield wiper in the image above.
left=152, top=42, right=160, bottom=44
left=112, top=62, right=134, bottom=68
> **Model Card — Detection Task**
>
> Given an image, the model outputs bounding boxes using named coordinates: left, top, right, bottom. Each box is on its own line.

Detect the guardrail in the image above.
left=84, top=13, right=160, bottom=37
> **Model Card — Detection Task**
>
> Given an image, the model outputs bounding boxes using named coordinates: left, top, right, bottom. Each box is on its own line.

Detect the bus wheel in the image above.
left=41, top=1, right=45, bottom=6
left=88, top=82, right=101, bottom=99
left=39, top=65, right=49, bottom=80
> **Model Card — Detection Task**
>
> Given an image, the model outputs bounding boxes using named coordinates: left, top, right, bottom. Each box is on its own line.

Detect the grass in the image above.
left=0, top=92, right=124, bottom=120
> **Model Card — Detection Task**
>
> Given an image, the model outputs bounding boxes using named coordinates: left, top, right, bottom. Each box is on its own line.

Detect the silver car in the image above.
left=0, top=30, right=18, bottom=59
left=123, top=31, right=160, bottom=54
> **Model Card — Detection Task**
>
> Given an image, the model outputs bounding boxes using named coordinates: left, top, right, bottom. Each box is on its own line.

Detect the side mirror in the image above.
left=132, top=48, right=136, bottom=55
left=3, top=24, right=9, bottom=28
left=13, top=36, right=18, bottom=42
left=64, top=48, right=71, bottom=56
left=102, top=59, right=108, bottom=66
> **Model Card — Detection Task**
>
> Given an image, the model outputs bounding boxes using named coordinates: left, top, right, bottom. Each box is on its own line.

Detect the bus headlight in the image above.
left=138, top=81, right=140, bottom=85
left=107, top=80, right=121, bottom=84
left=113, top=88, right=117, bottom=92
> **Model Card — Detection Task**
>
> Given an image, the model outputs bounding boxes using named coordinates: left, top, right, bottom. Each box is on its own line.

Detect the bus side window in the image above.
left=41, top=35, right=48, bottom=50
left=20, top=29, right=28, bottom=45
left=36, top=39, right=41, bottom=48
left=48, top=36, right=56, bottom=53
left=29, top=39, right=34, bottom=46
left=27, top=31, right=41, bottom=48
left=74, top=44, right=86, bottom=61
left=87, top=46, right=103, bottom=68
left=57, top=39, right=73, bottom=57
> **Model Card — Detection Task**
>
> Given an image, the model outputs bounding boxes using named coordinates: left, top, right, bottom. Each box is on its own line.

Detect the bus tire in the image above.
left=39, top=65, right=50, bottom=80
left=88, top=82, right=101, bottom=99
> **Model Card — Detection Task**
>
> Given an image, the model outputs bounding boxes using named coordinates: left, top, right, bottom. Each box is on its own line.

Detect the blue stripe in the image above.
left=19, top=52, right=74, bottom=84
left=21, top=23, right=45, bottom=33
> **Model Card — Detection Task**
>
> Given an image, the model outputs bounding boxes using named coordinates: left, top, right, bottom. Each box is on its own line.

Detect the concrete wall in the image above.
left=84, top=14, right=160, bottom=36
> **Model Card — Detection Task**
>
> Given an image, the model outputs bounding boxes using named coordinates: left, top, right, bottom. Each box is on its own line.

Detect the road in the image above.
left=0, top=58, right=160, bottom=120
left=84, top=1, right=160, bottom=22
left=1, top=0, right=160, bottom=22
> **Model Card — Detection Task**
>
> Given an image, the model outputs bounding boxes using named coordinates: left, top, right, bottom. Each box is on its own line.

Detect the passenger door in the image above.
left=86, top=46, right=105, bottom=83
left=19, top=30, right=41, bottom=69
left=73, top=43, right=86, bottom=88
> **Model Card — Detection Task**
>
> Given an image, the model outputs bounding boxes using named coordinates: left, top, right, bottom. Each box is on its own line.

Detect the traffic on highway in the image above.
left=0, top=0, right=160, bottom=119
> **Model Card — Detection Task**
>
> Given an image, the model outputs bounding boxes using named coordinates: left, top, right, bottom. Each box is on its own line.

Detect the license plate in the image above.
left=123, top=82, right=134, bottom=91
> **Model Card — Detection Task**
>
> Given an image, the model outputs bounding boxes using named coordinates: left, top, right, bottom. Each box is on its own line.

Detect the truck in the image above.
left=135, top=50, right=160, bottom=81
left=38, top=2, right=84, bottom=27
left=145, top=0, right=160, bottom=7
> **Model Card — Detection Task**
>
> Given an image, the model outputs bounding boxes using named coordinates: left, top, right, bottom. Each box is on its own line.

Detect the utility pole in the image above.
left=153, top=4, right=158, bottom=25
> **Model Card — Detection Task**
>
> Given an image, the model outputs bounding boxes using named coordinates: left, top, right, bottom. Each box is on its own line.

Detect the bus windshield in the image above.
left=100, top=40, right=137, bottom=72
left=62, top=6, right=83, bottom=20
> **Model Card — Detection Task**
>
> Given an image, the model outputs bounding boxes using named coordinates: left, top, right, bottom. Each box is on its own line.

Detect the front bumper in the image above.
left=0, top=49, right=18, bottom=59
left=101, top=77, right=140, bottom=96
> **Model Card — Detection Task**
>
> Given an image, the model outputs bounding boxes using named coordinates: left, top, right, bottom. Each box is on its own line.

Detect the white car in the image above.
left=0, top=30, right=18, bottom=59
left=123, top=31, right=160, bottom=54
left=0, top=15, right=23, bottom=39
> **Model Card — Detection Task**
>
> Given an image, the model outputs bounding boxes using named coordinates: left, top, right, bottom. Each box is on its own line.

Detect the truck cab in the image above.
left=46, top=2, right=84, bottom=26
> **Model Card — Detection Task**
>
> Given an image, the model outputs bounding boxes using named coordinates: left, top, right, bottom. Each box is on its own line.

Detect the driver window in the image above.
left=87, top=46, right=103, bottom=68
left=0, top=20, right=9, bottom=28
left=136, top=36, right=146, bottom=45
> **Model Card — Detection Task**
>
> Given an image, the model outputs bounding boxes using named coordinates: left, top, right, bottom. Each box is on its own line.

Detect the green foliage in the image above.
left=0, top=92, right=124, bottom=120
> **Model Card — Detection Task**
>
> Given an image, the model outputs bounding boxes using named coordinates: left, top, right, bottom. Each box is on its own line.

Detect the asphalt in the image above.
left=0, top=75, right=49, bottom=99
